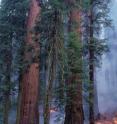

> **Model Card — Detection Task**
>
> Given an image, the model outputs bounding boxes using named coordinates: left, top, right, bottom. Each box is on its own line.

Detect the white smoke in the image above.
left=96, top=0, right=117, bottom=114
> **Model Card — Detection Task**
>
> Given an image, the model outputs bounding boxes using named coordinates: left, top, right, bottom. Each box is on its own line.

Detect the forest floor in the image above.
left=9, top=107, right=64, bottom=124
left=9, top=108, right=117, bottom=124
left=95, top=116, right=117, bottom=124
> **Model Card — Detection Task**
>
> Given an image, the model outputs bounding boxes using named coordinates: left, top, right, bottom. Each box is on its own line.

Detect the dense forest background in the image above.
left=0, top=0, right=116, bottom=124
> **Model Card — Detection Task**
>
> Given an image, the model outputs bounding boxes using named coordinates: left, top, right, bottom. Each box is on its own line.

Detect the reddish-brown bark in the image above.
left=19, top=0, right=40, bottom=124
left=64, top=1, right=84, bottom=124
left=64, top=75, right=84, bottom=124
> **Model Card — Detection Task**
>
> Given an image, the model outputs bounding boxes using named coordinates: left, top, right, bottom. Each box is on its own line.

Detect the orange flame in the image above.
left=96, top=117, right=117, bottom=124
left=113, top=117, right=117, bottom=124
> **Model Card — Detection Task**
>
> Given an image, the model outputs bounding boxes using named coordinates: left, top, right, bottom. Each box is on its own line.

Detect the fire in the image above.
left=96, top=117, right=117, bottom=124
left=50, top=109, right=56, bottom=113
left=50, top=107, right=58, bottom=113
left=95, top=121, right=113, bottom=124
left=113, top=117, right=117, bottom=124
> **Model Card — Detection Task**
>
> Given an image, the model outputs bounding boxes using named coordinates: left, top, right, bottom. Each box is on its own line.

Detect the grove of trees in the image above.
left=0, top=0, right=111, bottom=124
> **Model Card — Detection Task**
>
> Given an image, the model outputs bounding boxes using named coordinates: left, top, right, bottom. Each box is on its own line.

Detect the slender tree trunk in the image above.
left=3, top=89, right=10, bottom=124
left=3, top=56, right=11, bottom=124
left=44, top=55, right=56, bottom=124
left=89, top=0, right=95, bottom=123
left=64, top=1, right=84, bottom=124
left=43, top=10, right=59, bottom=124
left=18, top=0, right=40, bottom=124
left=16, top=76, right=22, bottom=124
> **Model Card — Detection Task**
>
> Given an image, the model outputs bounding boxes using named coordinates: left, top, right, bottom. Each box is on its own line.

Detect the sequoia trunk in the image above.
left=19, top=0, right=40, bottom=124
left=64, top=1, right=84, bottom=124
left=64, top=75, right=84, bottom=124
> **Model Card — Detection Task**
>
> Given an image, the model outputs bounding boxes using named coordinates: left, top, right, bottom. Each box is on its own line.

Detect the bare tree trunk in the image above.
left=18, top=0, right=40, bottom=124
left=16, top=76, right=22, bottom=124
left=89, top=0, right=95, bottom=123
left=44, top=56, right=56, bottom=124
left=64, top=75, right=84, bottom=124
left=3, top=89, right=10, bottom=124
left=43, top=10, right=59, bottom=124
left=3, top=56, right=11, bottom=124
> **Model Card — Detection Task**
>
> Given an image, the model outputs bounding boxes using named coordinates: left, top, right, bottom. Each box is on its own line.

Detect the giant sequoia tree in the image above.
left=64, top=0, right=84, bottom=124
left=0, top=0, right=112, bottom=124
left=18, top=0, right=41, bottom=124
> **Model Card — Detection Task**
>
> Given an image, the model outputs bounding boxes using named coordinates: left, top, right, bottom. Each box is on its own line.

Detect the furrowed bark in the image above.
left=64, top=1, right=84, bottom=124
left=18, top=0, right=41, bottom=124
left=64, top=75, right=84, bottom=124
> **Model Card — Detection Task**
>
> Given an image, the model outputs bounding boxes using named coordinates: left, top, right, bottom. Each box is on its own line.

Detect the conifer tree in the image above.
left=18, top=0, right=41, bottom=124
left=0, top=0, right=28, bottom=123
left=83, top=0, right=111, bottom=123
left=64, top=0, right=84, bottom=124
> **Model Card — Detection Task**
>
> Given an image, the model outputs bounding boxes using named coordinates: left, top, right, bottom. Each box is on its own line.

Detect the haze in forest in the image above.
left=0, top=0, right=117, bottom=124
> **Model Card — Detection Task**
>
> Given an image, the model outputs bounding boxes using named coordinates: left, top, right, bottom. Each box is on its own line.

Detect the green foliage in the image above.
left=84, top=38, right=109, bottom=65
left=0, top=0, right=29, bottom=121
left=0, top=0, right=112, bottom=123
left=82, top=0, right=111, bottom=66
left=67, top=32, right=82, bottom=74
left=82, top=0, right=90, bottom=9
